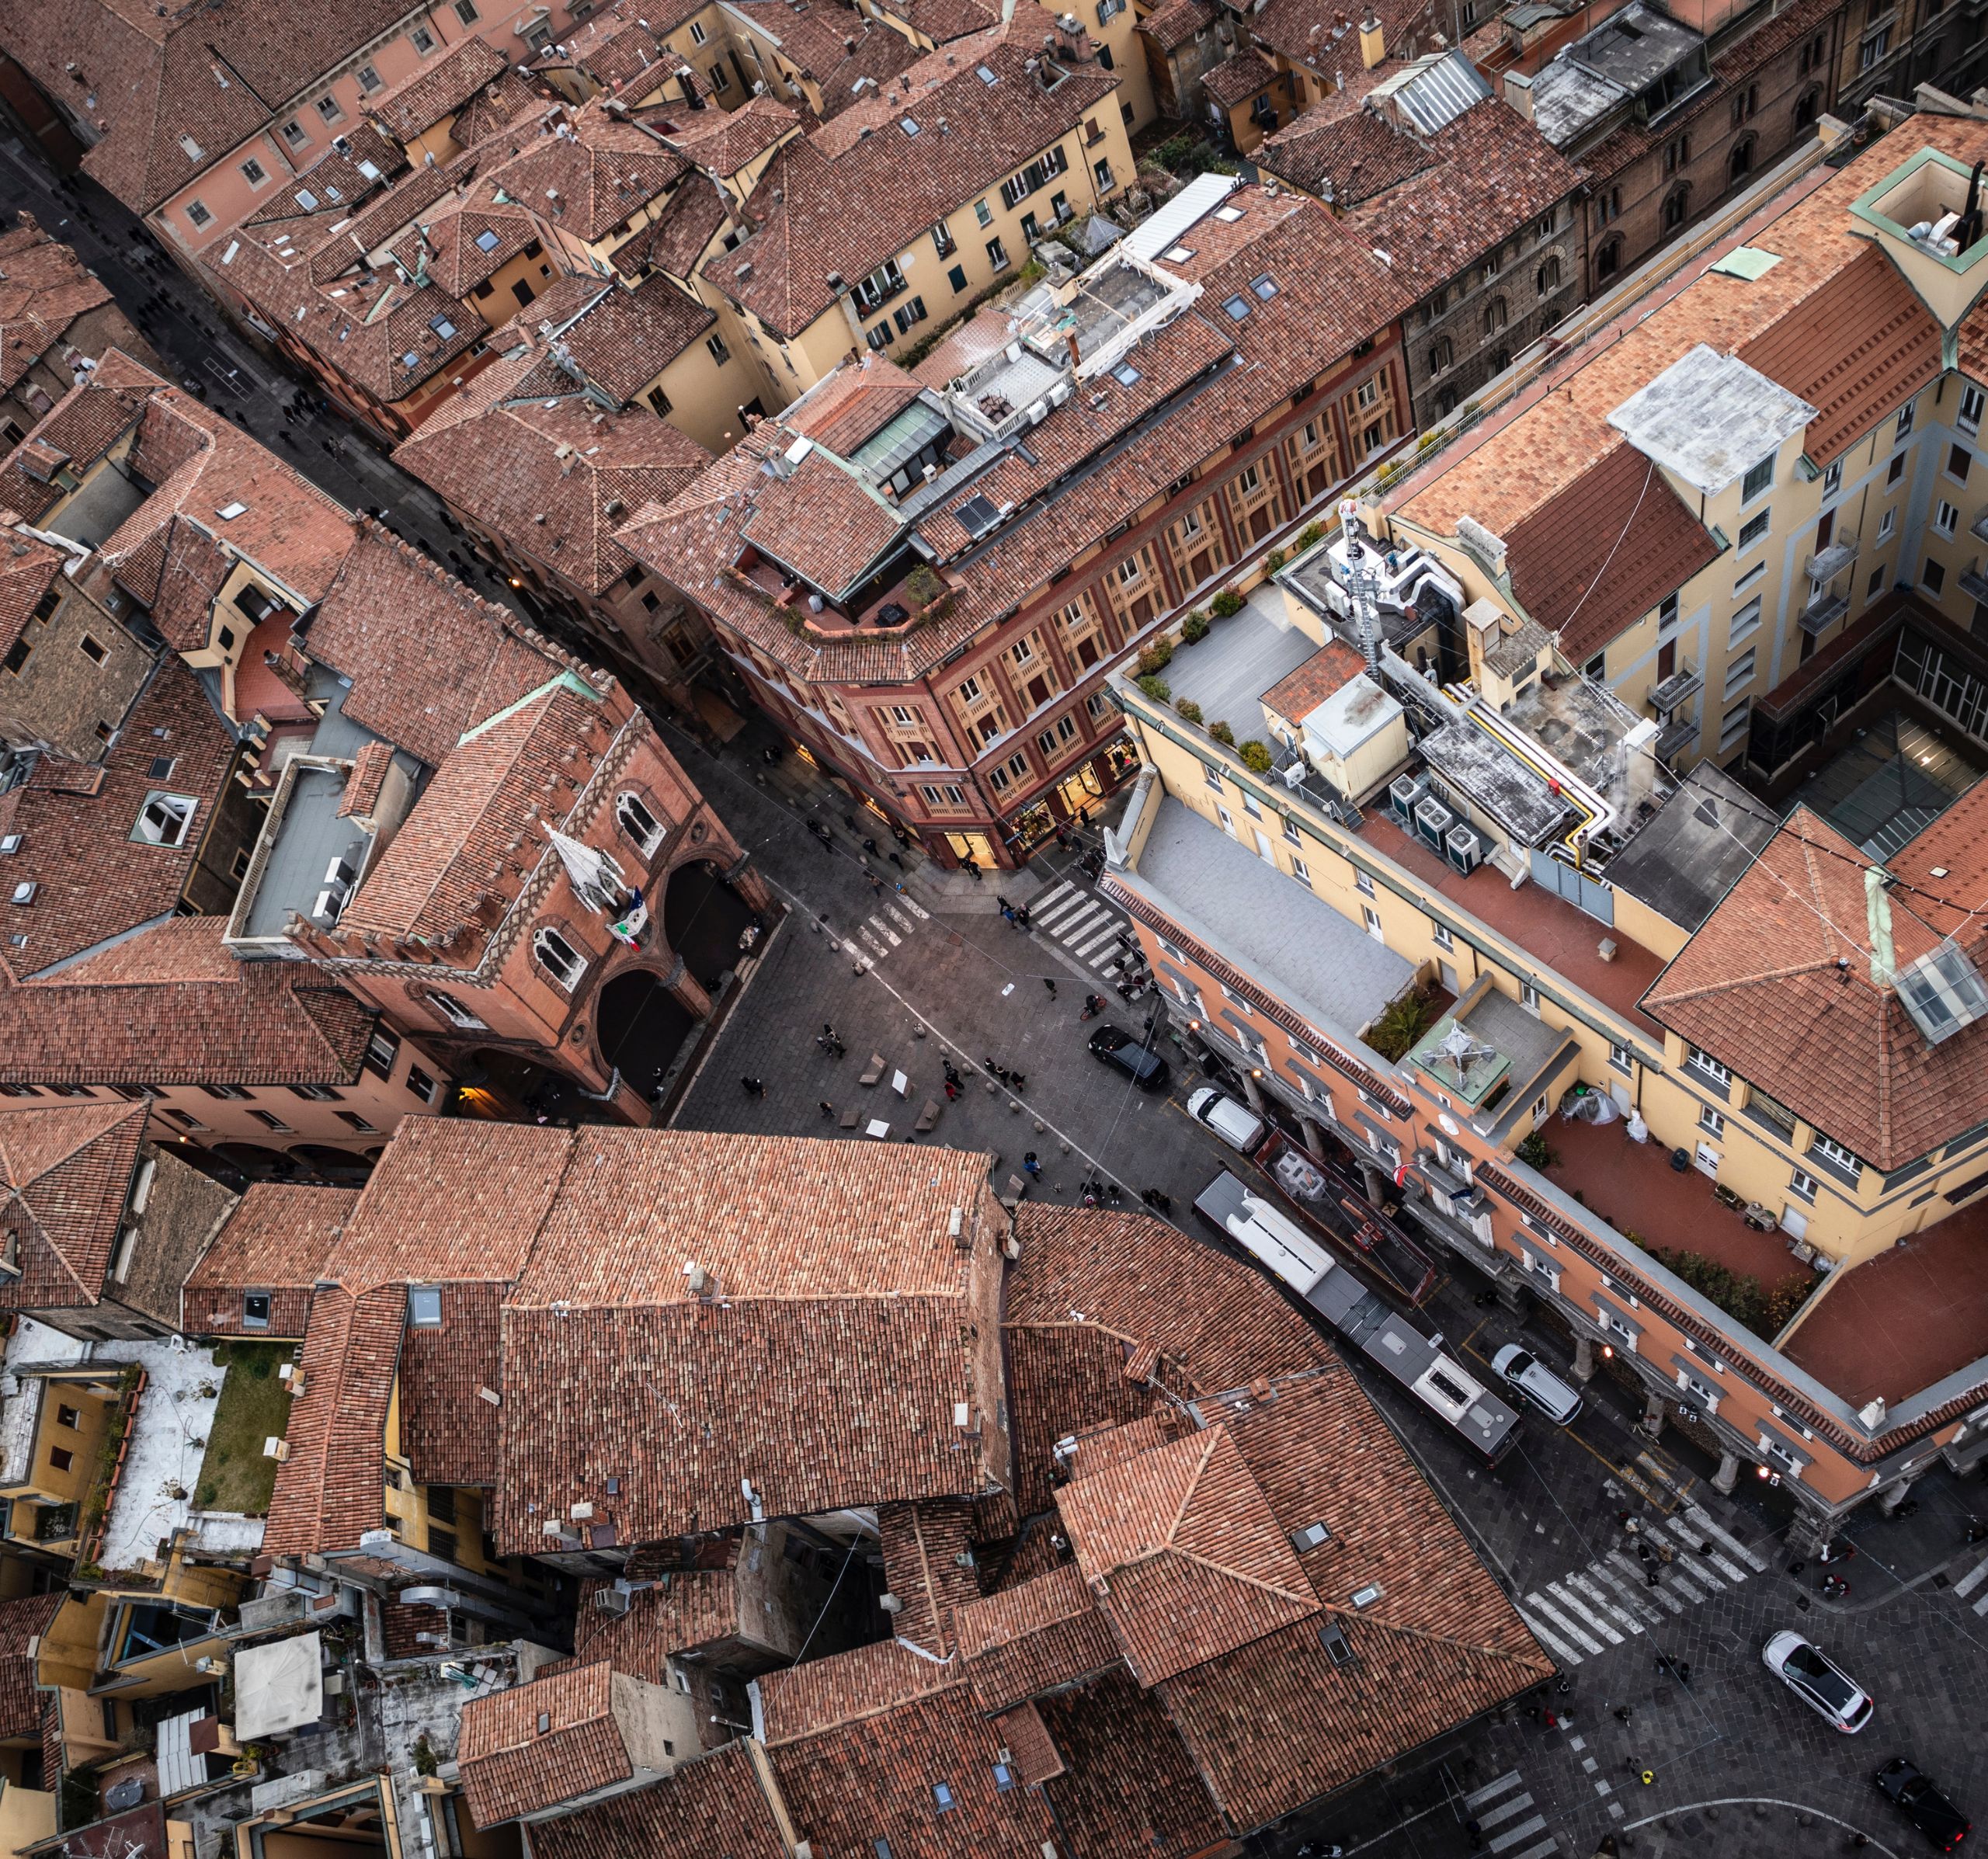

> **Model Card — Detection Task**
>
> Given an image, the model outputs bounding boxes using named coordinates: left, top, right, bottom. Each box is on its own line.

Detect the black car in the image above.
left=1087, top=1023, right=1170, bottom=1093
left=1877, top=1757, right=1972, bottom=1850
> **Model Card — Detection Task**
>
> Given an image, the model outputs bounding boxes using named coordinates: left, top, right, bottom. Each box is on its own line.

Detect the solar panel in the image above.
left=955, top=493, right=1002, bottom=538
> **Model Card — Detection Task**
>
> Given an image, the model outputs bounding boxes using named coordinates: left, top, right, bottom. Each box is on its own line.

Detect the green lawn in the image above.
left=196, top=1343, right=293, bottom=1516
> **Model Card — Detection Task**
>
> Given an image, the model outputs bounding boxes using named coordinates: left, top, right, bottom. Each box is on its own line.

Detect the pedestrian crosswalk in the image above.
left=1463, top=1769, right=1559, bottom=1859
left=1952, top=1547, right=1988, bottom=1616
left=1514, top=1506, right=1769, bottom=1670
left=1028, top=879, right=1145, bottom=988
left=846, top=898, right=927, bottom=966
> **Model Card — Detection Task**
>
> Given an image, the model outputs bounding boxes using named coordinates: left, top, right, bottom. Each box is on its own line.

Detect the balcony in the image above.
left=1799, top=591, right=1849, bottom=635
left=1648, top=665, right=1702, bottom=714
left=1970, top=509, right=1988, bottom=544
left=1655, top=714, right=1697, bottom=761
left=1961, top=568, right=1988, bottom=603
left=1802, top=530, right=1858, bottom=583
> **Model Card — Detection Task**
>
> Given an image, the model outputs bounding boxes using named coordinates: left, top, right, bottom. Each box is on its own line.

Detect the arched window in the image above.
left=1481, top=295, right=1508, bottom=336
left=1663, top=187, right=1690, bottom=233
left=1728, top=136, right=1755, bottom=186
left=426, top=989, right=487, bottom=1030
left=1596, top=237, right=1623, bottom=283
left=1536, top=255, right=1561, bottom=297
left=1795, top=85, right=1821, bottom=129
left=1428, top=336, right=1453, bottom=376
left=1436, top=387, right=1458, bottom=417
left=616, top=791, right=666, bottom=856
left=532, top=926, right=587, bottom=992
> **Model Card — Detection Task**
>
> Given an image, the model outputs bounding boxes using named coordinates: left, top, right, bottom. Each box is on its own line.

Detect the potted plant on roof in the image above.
left=902, top=564, right=951, bottom=621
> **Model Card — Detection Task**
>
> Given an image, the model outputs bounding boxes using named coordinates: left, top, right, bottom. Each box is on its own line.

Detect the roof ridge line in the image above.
left=1169, top=1543, right=1319, bottom=1608
left=1313, top=1604, right=1557, bottom=1668
left=1166, top=1427, right=1222, bottom=1547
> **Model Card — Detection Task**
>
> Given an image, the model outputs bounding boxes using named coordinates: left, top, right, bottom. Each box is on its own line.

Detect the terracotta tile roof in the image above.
left=1402, top=116, right=1988, bottom=540
left=1203, top=47, right=1282, bottom=107
left=487, top=100, right=690, bottom=243
left=607, top=175, right=732, bottom=284
left=1055, top=1423, right=1321, bottom=1685
left=1354, top=99, right=1584, bottom=290
left=0, top=1591, right=60, bottom=1743
left=785, top=356, right=926, bottom=455
left=0, top=528, right=67, bottom=658
left=301, top=520, right=587, bottom=766
left=708, top=26, right=1117, bottom=338
left=394, top=353, right=710, bottom=594
left=988, top=1701, right=1062, bottom=1784
left=261, top=1282, right=403, bottom=1557
left=390, top=186, right=542, bottom=300
left=458, top=1660, right=633, bottom=1828
left=0, top=0, right=415, bottom=212
left=877, top=1499, right=983, bottom=1653
left=952, top=1562, right=1121, bottom=1712
left=0, top=1101, right=145, bottom=1312
left=651, top=96, right=803, bottom=175
left=546, top=274, right=718, bottom=403
left=400, top=1279, right=506, bottom=1488
left=494, top=1131, right=1003, bottom=1549
left=1250, top=0, right=1442, bottom=77
left=1260, top=105, right=1433, bottom=206
left=908, top=302, right=1015, bottom=389
left=1035, top=1665, right=1225, bottom=1857
left=0, top=658, right=236, bottom=974
left=1142, top=0, right=1215, bottom=52
left=811, top=22, right=926, bottom=120
left=451, top=72, right=546, bottom=147
left=0, top=358, right=154, bottom=526
left=0, top=215, right=115, bottom=395
left=523, top=1741, right=787, bottom=1859
left=756, top=1637, right=955, bottom=1744
left=1643, top=800, right=1988, bottom=1170
left=867, top=0, right=1003, bottom=40
left=1260, top=640, right=1371, bottom=721
left=336, top=679, right=603, bottom=941
left=338, top=741, right=395, bottom=820
left=740, top=446, right=905, bottom=596
left=569, top=1569, right=741, bottom=1671
left=238, top=127, right=404, bottom=233
left=1501, top=439, right=1719, bottom=662
left=0, top=917, right=377, bottom=1088
left=366, top=36, right=512, bottom=142
left=1747, top=242, right=1941, bottom=468
left=765, top=1675, right=1062, bottom=1857
left=181, top=1183, right=357, bottom=1339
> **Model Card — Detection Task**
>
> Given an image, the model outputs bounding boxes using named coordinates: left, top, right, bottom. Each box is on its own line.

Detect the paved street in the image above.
left=662, top=712, right=1988, bottom=1859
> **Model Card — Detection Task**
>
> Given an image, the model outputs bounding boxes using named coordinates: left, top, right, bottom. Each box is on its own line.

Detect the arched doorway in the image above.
left=208, top=1143, right=297, bottom=1180
left=289, top=1145, right=376, bottom=1183
left=457, top=1049, right=606, bottom=1128
left=596, top=969, right=697, bottom=1103
left=662, top=860, right=758, bottom=990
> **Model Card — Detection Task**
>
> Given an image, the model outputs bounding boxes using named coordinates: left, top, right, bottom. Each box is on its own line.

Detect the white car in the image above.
left=1187, top=1086, right=1268, bottom=1155
left=1762, top=1630, right=1874, bottom=1732
left=1491, top=1344, right=1583, bottom=1425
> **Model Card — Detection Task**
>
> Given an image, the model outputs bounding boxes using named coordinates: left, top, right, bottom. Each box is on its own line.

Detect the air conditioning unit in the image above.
left=592, top=1583, right=634, bottom=1615
left=324, top=857, right=357, bottom=891
left=311, top=890, right=346, bottom=926
left=1445, top=825, right=1483, bottom=874
left=1413, top=797, right=1455, bottom=848
left=1388, top=773, right=1427, bottom=822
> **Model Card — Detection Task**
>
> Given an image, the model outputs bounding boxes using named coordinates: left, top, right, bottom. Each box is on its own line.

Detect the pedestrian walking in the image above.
left=1022, top=1152, right=1041, bottom=1179
left=962, top=856, right=982, bottom=881
left=1017, top=905, right=1031, bottom=928
left=863, top=836, right=879, bottom=857
left=943, top=1079, right=960, bottom=1101
left=819, top=1100, right=834, bottom=1119
left=742, top=1076, right=766, bottom=1098
left=997, top=895, right=1013, bottom=912
left=1001, top=905, right=1017, bottom=926
left=1613, top=1706, right=1632, bottom=1723
left=888, top=851, right=905, bottom=870
left=869, top=874, right=885, bottom=898
left=1043, top=977, right=1058, bottom=999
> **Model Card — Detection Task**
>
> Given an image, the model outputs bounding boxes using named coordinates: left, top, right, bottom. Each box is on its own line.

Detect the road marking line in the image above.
left=1568, top=1572, right=1644, bottom=1635
left=1605, top=1552, right=1684, bottom=1615
left=1476, top=1791, right=1535, bottom=1830
left=896, top=894, right=931, bottom=920
left=1073, top=923, right=1122, bottom=958
left=1510, top=1840, right=1562, bottom=1859
left=1516, top=1609, right=1581, bottom=1666
left=1033, top=893, right=1089, bottom=927
left=867, top=916, right=902, bottom=947
left=1463, top=1770, right=1524, bottom=1811
left=1034, top=879, right=1075, bottom=909
left=1489, top=1814, right=1548, bottom=1854
left=885, top=904, right=916, bottom=932
left=857, top=929, right=890, bottom=959
left=1972, top=1590, right=1988, bottom=1618
left=1590, top=1559, right=1664, bottom=1625
left=1055, top=903, right=1107, bottom=941
left=1524, top=1592, right=1603, bottom=1656
left=1659, top=1516, right=1746, bottom=1583
left=1953, top=1553, right=1988, bottom=1599
left=1684, top=1505, right=1768, bottom=1572
left=1546, top=1580, right=1622, bottom=1645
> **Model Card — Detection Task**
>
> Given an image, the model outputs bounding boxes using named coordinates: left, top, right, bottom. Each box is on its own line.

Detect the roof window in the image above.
left=1215, top=205, right=1245, bottom=222
left=474, top=228, right=501, bottom=252
left=429, top=314, right=457, bottom=339
left=216, top=501, right=248, bottom=520
left=1163, top=245, right=1194, bottom=262
left=1250, top=272, right=1278, bottom=300
left=1895, top=938, right=1988, bottom=1045
left=901, top=117, right=920, bottom=136
left=408, top=1287, right=443, bottom=1328
left=1111, top=362, right=1141, bottom=386
left=976, top=63, right=999, bottom=83
left=1222, top=294, right=1251, bottom=320
left=295, top=189, right=318, bottom=210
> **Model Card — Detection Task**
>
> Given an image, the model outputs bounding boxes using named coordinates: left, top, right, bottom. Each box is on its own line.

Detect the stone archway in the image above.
left=288, top=1145, right=376, bottom=1183
left=458, top=1048, right=610, bottom=1128
left=207, top=1143, right=297, bottom=1180
left=596, top=968, right=697, bottom=1103
left=662, top=858, right=759, bottom=990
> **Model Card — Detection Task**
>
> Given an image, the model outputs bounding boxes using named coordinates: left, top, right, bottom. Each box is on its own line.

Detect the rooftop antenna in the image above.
left=1337, top=496, right=1382, bottom=669
left=1435, top=1019, right=1496, bottom=1092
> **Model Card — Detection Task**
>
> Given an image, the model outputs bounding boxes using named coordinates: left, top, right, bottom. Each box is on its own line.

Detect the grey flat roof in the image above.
left=1607, top=344, right=1817, bottom=495
left=1159, top=586, right=1322, bottom=737
left=1419, top=718, right=1574, bottom=846
left=244, top=763, right=374, bottom=940
left=1124, top=795, right=1416, bottom=1046
left=1567, top=2, right=1702, bottom=89
left=1604, top=760, right=1779, bottom=933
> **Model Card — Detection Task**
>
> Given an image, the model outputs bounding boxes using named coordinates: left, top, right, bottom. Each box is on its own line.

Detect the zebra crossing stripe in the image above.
left=1684, top=1505, right=1770, bottom=1573
left=1568, top=1572, right=1644, bottom=1635
left=867, top=916, right=902, bottom=947
left=1463, top=1771, right=1524, bottom=1812
left=885, top=903, right=916, bottom=932
left=1588, top=1558, right=1665, bottom=1627
left=1546, top=1581, right=1622, bottom=1645
left=1954, top=1553, right=1988, bottom=1600
left=857, top=929, right=889, bottom=959
left=1517, top=1607, right=1583, bottom=1667
left=1606, top=1551, right=1684, bottom=1616
left=1072, top=922, right=1122, bottom=958
left=1509, top=1840, right=1562, bottom=1859
left=1489, top=1815, right=1549, bottom=1854
left=1524, top=1592, right=1604, bottom=1657
left=1053, top=902, right=1107, bottom=941
left=1035, top=879, right=1076, bottom=909
left=1973, top=1589, right=1988, bottom=1618
left=1477, top=1791, right=1537, bottom=1831
left=1658, top=1516, right=1747, bottom=1583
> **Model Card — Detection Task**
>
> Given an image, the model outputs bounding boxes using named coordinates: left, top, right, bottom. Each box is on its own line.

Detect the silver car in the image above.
left=1492, top=1343, right=1583, bottom=1425
left=1762, top=1631, right=1874, bottom=1733
left=1187, top=1086, right=1268, bottom=1154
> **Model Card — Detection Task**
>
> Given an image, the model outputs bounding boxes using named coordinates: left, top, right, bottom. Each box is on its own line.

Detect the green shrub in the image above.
left=1175, top=699, right=1203, bottom=723
left=1263, top=548, right=1287, bottom=574
left=1297, top=522, right=1325, bottom=551
left=1209, top=720, right=1236, bottom=745
left=1366, top=988, right=1438, bottom=1062
left=1646, top=1247, right=1819, bottom=1341
left=1180, top=611, right=1211, bottom=644
left=903, top=565, right=944, bottom=610
left=1210, top=589, right=1245, bottom=618
left=1239, top=740, right=1273, bottom=774
left=1136, top=638, right=1174, bottom=675
left=196, top=1482, right=218, bottom=1508
left=1136, top=673, right=1170, bottom=702
left=1516, top=1131, right=1558, bottom=1170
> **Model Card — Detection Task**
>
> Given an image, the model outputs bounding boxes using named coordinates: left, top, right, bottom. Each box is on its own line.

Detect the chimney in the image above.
left=1504, top=70, right=1534, bottom=121
left=1358, top=11, right=1385, bottom=67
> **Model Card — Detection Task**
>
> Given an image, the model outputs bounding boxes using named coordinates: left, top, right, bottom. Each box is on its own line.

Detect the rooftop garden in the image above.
left=195, top=1342, right=292, bottom=1517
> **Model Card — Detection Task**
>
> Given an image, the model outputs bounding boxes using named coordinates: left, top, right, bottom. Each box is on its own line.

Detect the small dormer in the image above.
left=1851, top=147, right=1988, bottom=331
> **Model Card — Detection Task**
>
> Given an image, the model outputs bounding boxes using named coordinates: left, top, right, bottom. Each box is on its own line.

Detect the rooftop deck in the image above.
left=1540, top=1110, right=1813, bottom=1294
left=1781, top=1197, right=1988, bottom=1408
left=1160, top=585, right=1321, bottom=736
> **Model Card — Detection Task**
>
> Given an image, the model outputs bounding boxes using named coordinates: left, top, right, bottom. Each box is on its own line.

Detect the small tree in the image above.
left=1180, top=611, right=1211, bottom=643
left=903, top=565, right=944, bottom=610
left=1136, top=673, right=1171, bottom=702
left=1137, top=638, right=1175, bottom=676
left=1209, top=720, right=1236, bottom=745
left=1175, top=698, right=1203, bottom=723
left=1210, top=589, right=1245, bottom=618
left=1297, top=522, right=1325, bottom=551
left=1263, top=548, right=1287, bottom=574
left=1239, top=739, right=1273, bottom=773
